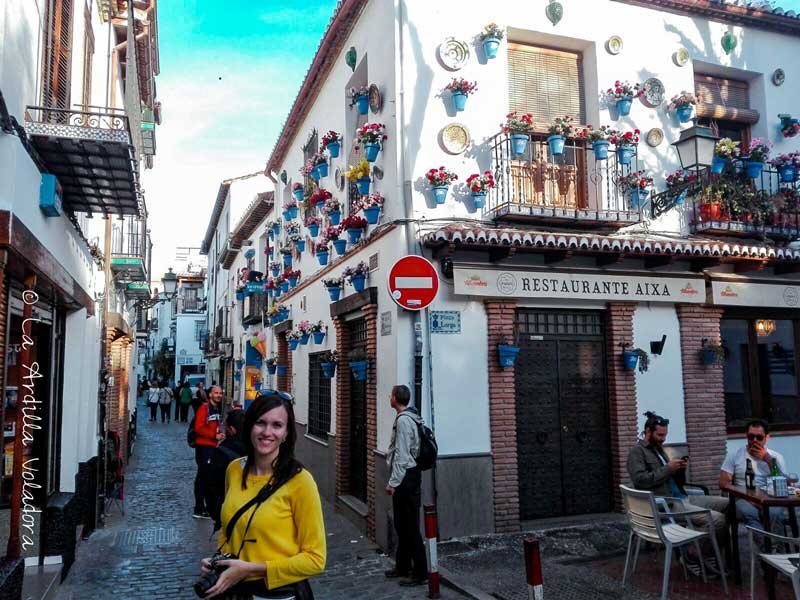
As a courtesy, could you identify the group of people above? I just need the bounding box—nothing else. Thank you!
[144,379,208,423]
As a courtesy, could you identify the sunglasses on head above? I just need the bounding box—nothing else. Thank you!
[747,433,765,442]
[257,388,295,403]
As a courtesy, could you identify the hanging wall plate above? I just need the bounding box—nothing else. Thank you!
[722,31,737,55]
[372,165,384,181]
[646,128,664,147]
[440,123,471,154]
[642,77,665,108]
[545,0,564,26]
[606,36,623,55]
[773,68,786,86]
[438,37,470,71]
[334,168,345,191]
[368,84,382,113]
[345,46,357,71]
[673,47,690,67]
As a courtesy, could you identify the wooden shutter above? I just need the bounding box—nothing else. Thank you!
[42,0,73,110]
[694,73,759,125]
[81,3,94,110]
[508,43,585,130]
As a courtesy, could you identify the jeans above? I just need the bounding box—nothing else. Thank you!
[194,446,215,513]
[736,498,788,534]
[148,403,158,421]
[159,403,170,422]
[392,468,428,579]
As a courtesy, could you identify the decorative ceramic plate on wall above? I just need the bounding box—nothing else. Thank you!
[773,68,786,86]
[334,168,345,191]
[606,36,623,55]
[368,84,382,113]
[642,77,665,107]
[673,47,690,67]
[440,123,470,154]
[438,37,470,71]
[646,128,664,147]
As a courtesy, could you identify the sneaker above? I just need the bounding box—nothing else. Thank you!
[192,510,205,519]
[384,569,408,579]
[199,511,212,520]
[398,576,428,587]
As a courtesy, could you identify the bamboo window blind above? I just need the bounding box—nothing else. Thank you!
[508,43,586,130]
[694,73,759,125]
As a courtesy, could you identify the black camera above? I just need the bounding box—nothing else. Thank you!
[194,552,234,598]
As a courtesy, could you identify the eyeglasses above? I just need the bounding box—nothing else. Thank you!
[747,433,765,442]
[257,388,295,403]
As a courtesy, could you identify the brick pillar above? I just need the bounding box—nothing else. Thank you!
[333,316,351,498]
[277,333,290,392]
[676,305,727,491]
[362,304,379,541]
[0,270,7,436]
[606,303,639,509]
[485,300,520,533]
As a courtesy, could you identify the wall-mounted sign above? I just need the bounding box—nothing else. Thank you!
[430,311,461,334]
[380,312,392,336]
[711,280,800,308]
[453,268,706,304]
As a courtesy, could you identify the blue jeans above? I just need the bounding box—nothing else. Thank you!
[735,498,788,534]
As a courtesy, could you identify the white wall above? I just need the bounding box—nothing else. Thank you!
[174,313,206,382]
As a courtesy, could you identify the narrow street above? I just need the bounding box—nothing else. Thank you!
[52,398,465,599]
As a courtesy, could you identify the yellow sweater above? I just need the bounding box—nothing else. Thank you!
[219,458,326,590]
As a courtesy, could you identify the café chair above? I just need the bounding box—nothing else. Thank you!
[746,525,799,599]
[621,485,729,600]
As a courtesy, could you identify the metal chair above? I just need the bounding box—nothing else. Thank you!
[746,526,800,599]
[621,485,728,600]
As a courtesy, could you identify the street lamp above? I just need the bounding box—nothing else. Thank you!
[672,123,719,171]
[161,268,178,297]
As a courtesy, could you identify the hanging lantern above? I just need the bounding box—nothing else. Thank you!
[721,31,737,55]
[755,319,777,337]
[345,46,357,71]
[546,0,563,26]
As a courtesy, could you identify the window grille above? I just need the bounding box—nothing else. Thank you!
[308,352,332,439]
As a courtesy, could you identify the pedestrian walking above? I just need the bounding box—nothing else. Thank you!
[179,381,193,422]
[192,385,225,519]
[174,380,182,421]
[158,381,173,423]
[193,381,208,420]
[384,384,428,587]
[198,391,326,599]
[206,409,245,530]
[146,381,159,422]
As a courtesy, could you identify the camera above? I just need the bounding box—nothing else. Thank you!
[194,552,234,598]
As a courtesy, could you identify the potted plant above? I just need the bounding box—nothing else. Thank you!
[579,125,613,160]
[770,152,797,183]
[780,115,800,139]
[354,123,387,162]
[276,274,288,294]
[279,244,293,268]
[300,157,316,179]
[342,214,368,244]
[309,187,333,210]
[349,84,370,115]
[265,355,278,375]
[426,166,458,205]
[479,22,504,59]
[608,128,640,166]
[546,115,575,156]
[286,269,301,288]
[323,197,342,226]
[297,320,312,345]
[269,219,281,237]
[323,276,344,302]
[321,130,343,158]
[465,171,495,208]
[320,350,338,378]
[605,80,643,116]
[305,215,322,237]
[497,336,520,368]
[345,158,372,195]
[502,111,534,155]
[622,346,649,372]
[315,241,331,266]
[665,169,698,205]
[310,321,326,344]
[283,199,299,220]
[311,152,329,179]
[667,91,697,123]
[619,171,653,209]
[287,329,303,351]
[291,182,304,203]
[348,348,369,381]
[269,260,282,277]
[359,193,385,224]
[701,342,726,366]
[345,261,370,293]
[288,233,305,253]
[444,78,478,113]
[325,226,347,255]
[743,138,772,179]
[698,184,725,222]
[712,138,740,174]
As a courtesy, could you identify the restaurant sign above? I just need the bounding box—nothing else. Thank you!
[711,280,800,308]
[453,268,706,304]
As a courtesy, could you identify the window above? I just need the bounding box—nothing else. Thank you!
[307,353,332,439]
[694,74,758,146]
[41,0,74,110]
[183,287,198,311]
[81,3,94,110]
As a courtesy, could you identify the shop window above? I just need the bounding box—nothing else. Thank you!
[307,352,331,439]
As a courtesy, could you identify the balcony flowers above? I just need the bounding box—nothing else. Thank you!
[297,320,312,345]
[345,158,372,194]
[305,215,322,237]
[344,261,370,293]
[665,169,698,205]
[608,128,640,165]
[712,138,741,174]
[291,182,304,203]
[698,185,726,222]
[743,138,772,179]
[310,320,326,344]
[605,81,643,116]
[619,170,653,209]
[358,193,385,224]
[780,116,800,139]
[309,187,333,210]
[268,219,281,237]
[355,123,387,162]
[502,111,534,155]
[342,214,368,244]
[323,198,342,226]
[547,115,575,156]
[300,157,316,178]
[349,84,370,115]
[579,125,614,159]
[444,78,478,113]
[269,260,282,277]
[283,199,299,220]
[466,171,495,208]
[479,22,504,59]
[667,91,697,123]
[770,152,800,183]
[287,329,303,351]
[323,276,345,302]
[324,225,347,255]
[315,241,331,266]
[426,166,458,205]
[321,130,343,158]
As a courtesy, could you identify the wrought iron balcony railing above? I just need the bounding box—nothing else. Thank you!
[242,294,267,325]
[110,216,148,281]
[488,133,645,227]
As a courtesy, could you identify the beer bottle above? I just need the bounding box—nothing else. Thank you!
[770,457,781,477]
[745,458,756,490]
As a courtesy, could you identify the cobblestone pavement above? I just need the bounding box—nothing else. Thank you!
[52,399,464,600]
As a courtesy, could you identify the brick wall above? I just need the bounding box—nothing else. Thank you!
[332,316,351,498]
[485,300,520,533]
[676,305,727,490]
[0,270,6,442]
[606,302,639,509]
[362,304,378,541]
[277,333,290,392]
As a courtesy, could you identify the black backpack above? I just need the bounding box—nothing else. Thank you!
[187,418,197,448]
[401,414,438,471]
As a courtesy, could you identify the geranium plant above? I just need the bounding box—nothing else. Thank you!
[605,80,644,101]
[283,199,298,210]
[309,188,332,205]
[321,130,342,148]
[297,320,311,334]
[426,166,458,187]
[579,125,613,142]
[359,193,385,209]
[315,241,330,254]
[287,232,303,243]
[305,215,322,227]
[322,276,344,289]
[344,261,370,281]
[466,171,496,193]
[278,244,293,255]
[665,169,698,188]
[444,78,478,96]
[479,22,504,40]
[299,157,316,176]
[744,138,772,162]
[310,151,327,167]
[342,215,368,231]
[267,219,282,230]
[501,111,534,134]
[285,221,300,235]
[323,198,341,215]
[608,128,640,147]
[349,84,370,107]
[292,182,304,193]
[355,123,387,146]
[287,329,303,341]
[770,153,798,168]
[268,260,282,272]
[344,158,371,181]
[714,138,740,159]
[619,171,653,191]
[323,226,341,242]
[548,115,575,138]
[666,91,697,111]
[309,320,325,333]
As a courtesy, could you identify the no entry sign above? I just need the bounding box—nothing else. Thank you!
[388,256,439,311]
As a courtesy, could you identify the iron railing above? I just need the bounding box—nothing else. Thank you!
[488,133,645,224]
[242,294,267,325]
[111,216,145,257]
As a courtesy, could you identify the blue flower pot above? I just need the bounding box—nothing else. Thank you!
[351,274,366,292]
[616,96,633,116]
[593,140,610,160]
[510,133,529,155]
[675,190,687,206]
[350,360,368,381]
[280,280,289,293]
[289,339,299,351]
[746,161,764,179]
[295,239,305,253]
[310,166,321,181]
[315,199,326,210]
[272,224,280,236]
[547,134,566,156]
[702,348,719,365]
[333,238,347,255]
[355,94,369,115]
[271,267,280,277]
[630,188,650,209]
[236,291,244,301]
[327,141,340,158]
[277,365,288,376]
[321,362,336,379]
[316,162,329,178]
[356,177,371,195]
[327,286,342,302]
[317,250,329,266]
[432,185,449,205]
[364,143,380,162]
[273,287,281,298]
[623,351,639,370]
[452,92,468,112]
[780,164,796,183]
[347,228,362,244]
[497,344,520,368]
[313,331,326,344]
[711,155,728,175]
[280,308,289,321]
[308,223,320,237]
[617,146,636,166]
[364,206,381,224]
[288,276,298,287]
[483,36,500,59]
[282,253,292,268]
[328,210,341,226]
[268,230,274,240]
[300,333,310,346]
[472,192,487,208]
[293,189,304,202]
[267,364,277,375]
[285,206,298,220]
[675,104,693,123]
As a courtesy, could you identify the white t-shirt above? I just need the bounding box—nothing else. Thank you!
[721,446,788,488]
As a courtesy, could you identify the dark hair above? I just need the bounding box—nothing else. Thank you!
[392,385,411,406]
[226,408,245,433]
[240,393,302,490]
[745,418,770,435]
[643,411,669,433]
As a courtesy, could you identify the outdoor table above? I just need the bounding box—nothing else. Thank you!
[721,483,800,599]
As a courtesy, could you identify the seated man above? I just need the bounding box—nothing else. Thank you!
[719,418,788,533]
[627,411,728,538]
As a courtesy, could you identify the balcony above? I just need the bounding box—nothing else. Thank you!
[488,134,644,229]
[110,216,148,280]
[23,106,142,216]
[242,293,267,325]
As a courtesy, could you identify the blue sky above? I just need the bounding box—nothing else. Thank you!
[143,1,338,278]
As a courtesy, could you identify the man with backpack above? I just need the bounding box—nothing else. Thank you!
[191,384,225,519]
[384,384,431,587]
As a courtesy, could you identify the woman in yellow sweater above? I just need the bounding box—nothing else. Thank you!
[200,391,326,599]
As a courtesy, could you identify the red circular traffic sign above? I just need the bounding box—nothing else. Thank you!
[388,256,440,311]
